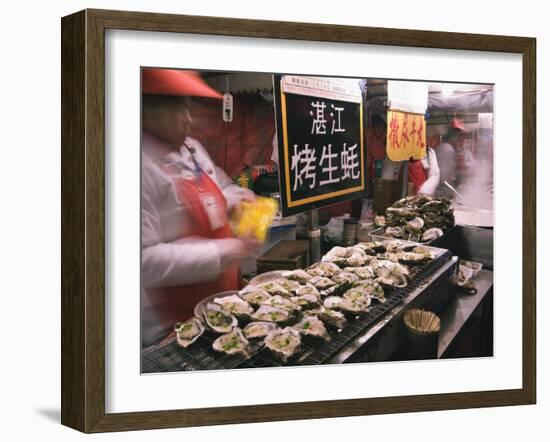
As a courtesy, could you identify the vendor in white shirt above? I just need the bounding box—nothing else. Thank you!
[141,69,259,346]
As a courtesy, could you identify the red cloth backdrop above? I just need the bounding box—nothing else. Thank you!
[189,94,276,178]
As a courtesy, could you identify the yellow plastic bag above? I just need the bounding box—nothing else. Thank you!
[233,197,278,242]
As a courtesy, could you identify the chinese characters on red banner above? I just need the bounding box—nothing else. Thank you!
[291,100,360,192]
[386,110,427,161]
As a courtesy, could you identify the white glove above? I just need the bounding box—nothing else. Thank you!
[418,148,440,195]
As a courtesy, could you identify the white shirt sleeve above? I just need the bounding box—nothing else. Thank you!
[418,147,441,196]
[142,238,222,288]
[141,157,222,288]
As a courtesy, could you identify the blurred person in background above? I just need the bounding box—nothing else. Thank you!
[140,69,260,346]
[434,118,467,198]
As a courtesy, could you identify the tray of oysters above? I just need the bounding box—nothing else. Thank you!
[176,239,442,364]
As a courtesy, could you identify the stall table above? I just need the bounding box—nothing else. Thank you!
[438,269,494,358]
[328,257,458,364]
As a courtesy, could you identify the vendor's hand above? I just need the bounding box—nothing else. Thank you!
[239,190,256,203]
[216,237,263,269]
[229,190,257,219]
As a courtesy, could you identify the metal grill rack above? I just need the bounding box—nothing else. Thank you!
[142,250,452,373]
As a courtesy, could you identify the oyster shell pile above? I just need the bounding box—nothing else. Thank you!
[381,196,454,242]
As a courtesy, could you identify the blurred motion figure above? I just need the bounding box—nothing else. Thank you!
[434,118,467,198]
[140,69,259,346]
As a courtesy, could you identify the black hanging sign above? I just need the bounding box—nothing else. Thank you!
[274,75,366,217]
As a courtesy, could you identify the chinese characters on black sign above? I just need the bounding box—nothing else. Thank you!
[274,75,365,217]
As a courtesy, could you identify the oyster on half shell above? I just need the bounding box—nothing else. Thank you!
[345,251,368,267]
[294,315,330,341]
[309,275,337,290]
[282,269,312,284]
[295,283,320,298]
[291,293,321,310]
[343,287,372,306]
[203,303,238,333]
[264,327,302,362]
[306,261,340,277]
[274,277,302,293]
[331,297,371,315]
[213,294,254,320]
[252,305,290,324]
[344,266,375,279]
[212,327,251,359]
[320,281,352,298]
[399,252,431,265]
[331,271,360,285]
[376,273,408,289]
[258,281,292,297]
[239,288,273,307]
[243,321,278,340]
[261,294,302,313]
[317,307,347,329]
[174,317,205,349]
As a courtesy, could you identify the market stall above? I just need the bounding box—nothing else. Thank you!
[140,71,494,373]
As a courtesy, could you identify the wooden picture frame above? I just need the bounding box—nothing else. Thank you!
[61,8,536,433]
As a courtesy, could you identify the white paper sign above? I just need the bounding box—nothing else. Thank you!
[388,80,428,114]
[282,75,362,103]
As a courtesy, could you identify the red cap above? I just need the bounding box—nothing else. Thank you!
[450,118,467,132]
[142,68,223,99]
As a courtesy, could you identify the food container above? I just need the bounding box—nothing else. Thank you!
[403,309,441,360]
[343,218,358,246]
[356,221,375,242]
[459,259,483,277]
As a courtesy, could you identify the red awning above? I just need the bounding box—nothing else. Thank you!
[142,68,223,99]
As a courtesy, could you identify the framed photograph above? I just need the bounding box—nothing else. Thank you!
[61,9,536,433]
